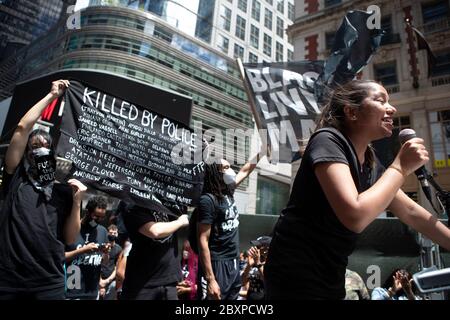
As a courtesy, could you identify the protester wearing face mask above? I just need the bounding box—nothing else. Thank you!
[99,224,122,300]
[197,156,261,300]
[0,80,87,300]
[65,196,109,300]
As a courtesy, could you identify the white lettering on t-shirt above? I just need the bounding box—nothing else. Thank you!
[221,196,239,232]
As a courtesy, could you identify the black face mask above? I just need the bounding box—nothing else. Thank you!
[108,235,118,242]
[29,148,56,185]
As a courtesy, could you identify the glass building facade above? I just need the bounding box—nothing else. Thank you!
[0,0,67,60]
[0,4,252,171]
[86,0,216,44]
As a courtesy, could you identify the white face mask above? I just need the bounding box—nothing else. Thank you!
[183,250,189,260]
[223,168,237,185]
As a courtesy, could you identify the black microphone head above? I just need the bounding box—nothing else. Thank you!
[399,128,416,145]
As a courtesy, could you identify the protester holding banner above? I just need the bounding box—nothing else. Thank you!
[197,157,260,300]
[265,80,450,300]
[0,80,87,300]
[120,204,189,300]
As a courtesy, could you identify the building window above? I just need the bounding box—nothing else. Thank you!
[287,49,293,61]
[238,0,248,12]
[422,1,449,25]
[256,176,290,215]
[276,17,284,38]
[374,61,398,87]
[373,116,411,168]
[276,42,283,61]
[249,52,258,63]
[263,33,272,56]
[277,0,284,13]
[234,43,245,59]
[431,50,450,77]
[429,110,450,168]
[325,32,335,50]
[266,0,273,5]
[380,15,401,45]
[325,0,341,7]
[251,0,261,21]
[220,5,231,31]
[264,8,273,30]
[250,25,259,49]
[235,15,246,40]
[217,35,229,54]
[288,2,295,21]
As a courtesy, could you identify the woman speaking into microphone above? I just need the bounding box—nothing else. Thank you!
[265,80,450,300]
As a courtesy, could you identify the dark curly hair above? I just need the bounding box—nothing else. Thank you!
[86,196,108,214]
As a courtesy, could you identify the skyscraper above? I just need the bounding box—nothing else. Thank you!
[0,0,73,60]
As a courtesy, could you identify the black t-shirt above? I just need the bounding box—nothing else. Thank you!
[265,128,384,300]
[0,164,73,292]
[100,243,122,279]
[121,205,182,297]
[198,194,239,260]
[65,223,109,299]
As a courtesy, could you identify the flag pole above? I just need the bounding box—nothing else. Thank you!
[235,58,264,130]
[404,17,420,89]
[236,58,273,162]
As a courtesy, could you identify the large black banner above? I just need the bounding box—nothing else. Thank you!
[242,61,324,163]
[57,80,204,214]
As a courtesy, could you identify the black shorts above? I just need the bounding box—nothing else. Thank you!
[121,283,178,300]
[198,258,241,300]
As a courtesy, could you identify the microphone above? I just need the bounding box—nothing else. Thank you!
[398,129,432,202]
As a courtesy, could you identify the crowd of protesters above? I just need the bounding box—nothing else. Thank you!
[0,79,448,301]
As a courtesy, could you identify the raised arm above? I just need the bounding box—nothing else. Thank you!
[64,179,86,245]
[5,80,69,174]
[235,154,261,187]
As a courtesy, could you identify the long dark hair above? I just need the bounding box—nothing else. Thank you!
[26,129,54,154]
[316,80,379,167]
[202,162,233,200]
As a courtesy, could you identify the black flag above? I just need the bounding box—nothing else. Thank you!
[411,26,437,78]
[316,10,384,102]
[240,61,324,163]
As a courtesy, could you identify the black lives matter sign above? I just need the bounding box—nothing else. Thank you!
[243,61,324,163]
[57,80,203,213]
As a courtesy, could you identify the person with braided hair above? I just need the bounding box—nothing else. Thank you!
[197,157,260,300]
